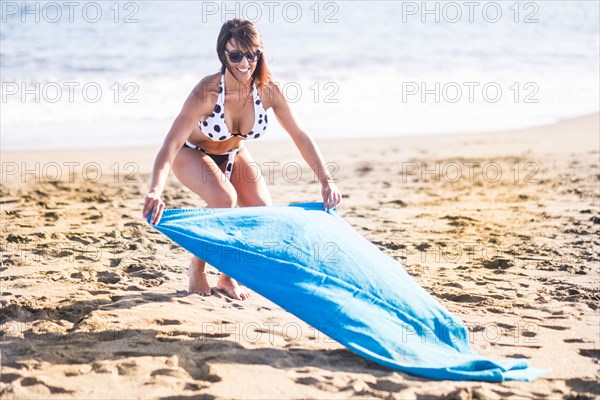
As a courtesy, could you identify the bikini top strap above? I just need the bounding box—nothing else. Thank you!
[253,81,262,106]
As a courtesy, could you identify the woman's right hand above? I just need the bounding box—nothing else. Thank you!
[143,191,165,225]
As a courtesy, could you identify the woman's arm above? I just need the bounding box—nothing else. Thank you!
[270,83,342,210]
[143,79,215,224]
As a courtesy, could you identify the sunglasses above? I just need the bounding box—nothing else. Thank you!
[224,49,261,63]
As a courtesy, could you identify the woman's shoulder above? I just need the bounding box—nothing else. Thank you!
[258,77,283,109]
[191,72,222,100]
[260,77,278,92]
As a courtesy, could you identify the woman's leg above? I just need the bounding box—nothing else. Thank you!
[212,148,273,298]
[229,147,273,207]
[172,146,237,297]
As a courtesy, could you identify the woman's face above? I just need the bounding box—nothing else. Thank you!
[224,38,260,82]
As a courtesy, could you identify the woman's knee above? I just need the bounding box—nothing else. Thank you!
[206,188,237,208]
[258,195,273,207]
[238,192,272,207]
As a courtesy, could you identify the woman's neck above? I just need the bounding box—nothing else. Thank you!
[224,70,252,92]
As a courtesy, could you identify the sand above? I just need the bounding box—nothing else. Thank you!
[1,114,598,399]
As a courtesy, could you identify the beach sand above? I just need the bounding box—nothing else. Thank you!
[1,114,598,399]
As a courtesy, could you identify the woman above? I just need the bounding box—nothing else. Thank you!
[142,19,342,300]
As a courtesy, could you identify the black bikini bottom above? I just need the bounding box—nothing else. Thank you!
[182,141,243,180]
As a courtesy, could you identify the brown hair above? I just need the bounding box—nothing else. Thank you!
[216,18,271,91]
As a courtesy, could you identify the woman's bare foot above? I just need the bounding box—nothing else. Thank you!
[216,274,250,300]
[188,261,212,296]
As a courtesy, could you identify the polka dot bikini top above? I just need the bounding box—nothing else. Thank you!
[198,73,268,141]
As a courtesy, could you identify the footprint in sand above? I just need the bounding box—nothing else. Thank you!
[18,376,75,394]
[540,325,570,331]
[126,265,168,281]
[565,378,600,397]
[5,234,30,244]
[446,293,488,303]
[96,271,122,284]
[579,349,600,360]
[295,377,320,385]
[441,215,477,227]
[367,379,408,393]
[0,373,20,384]
[482,258,514,270]
[372,241,406,251]
[355,164,373,176]
[153,318,182,326]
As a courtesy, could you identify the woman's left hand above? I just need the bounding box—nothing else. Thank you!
[321,181,342,211]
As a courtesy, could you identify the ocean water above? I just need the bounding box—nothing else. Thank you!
[1,1,598,150]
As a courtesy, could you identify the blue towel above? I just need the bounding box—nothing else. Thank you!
[146,202,548,381]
